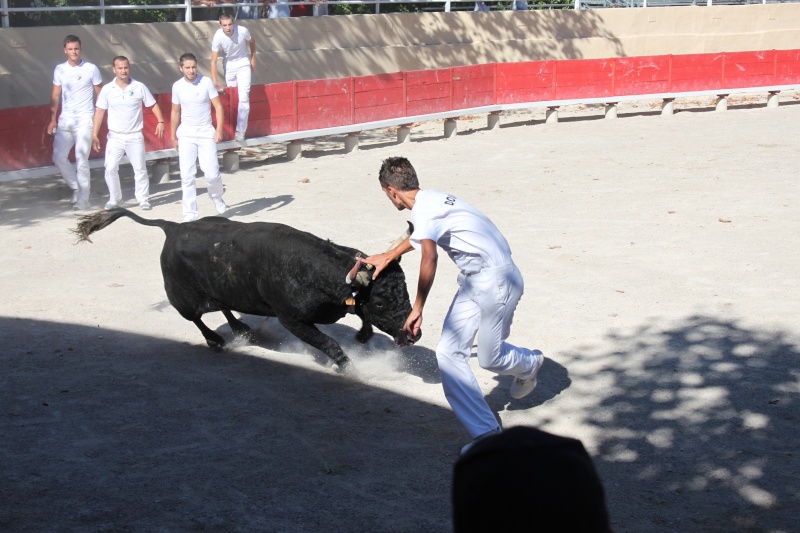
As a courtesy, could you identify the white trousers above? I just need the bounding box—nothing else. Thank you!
[437,263,540,438]
[224,60,251,133]
[177,124,224,218]
[104,131,149,205]
[53,115,93,202]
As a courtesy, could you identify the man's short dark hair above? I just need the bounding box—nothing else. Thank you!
[219,11,234,21]
[453,426,611,533]
[379,156,419,191]
[112,56,129,66]
[179,52,197,66]
[63,35,81,47]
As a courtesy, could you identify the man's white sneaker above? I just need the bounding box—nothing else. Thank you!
[73,200,90,211]
[69,190,78,204]
[234,131,245,142]
[139,201,152,211]
[460,427,501,456]
[104,201,120,209]
[213,198,227,215]
[509,350,544,400]
[183,214,198,223]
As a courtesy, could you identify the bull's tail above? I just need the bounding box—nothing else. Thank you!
[72,207,177,244]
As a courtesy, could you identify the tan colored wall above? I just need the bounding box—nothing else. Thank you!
[2,4,800,109]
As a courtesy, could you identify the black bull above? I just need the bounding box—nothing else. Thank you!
[74,208,419,371]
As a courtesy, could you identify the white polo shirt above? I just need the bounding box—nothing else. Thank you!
[53,60,103,119]
[171,74,218,129]
[96,78,157,134]
[211,25,252,68]
[410,190,513,275]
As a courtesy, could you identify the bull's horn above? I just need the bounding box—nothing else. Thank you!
[385,221,414,253]
[354,270,372,287]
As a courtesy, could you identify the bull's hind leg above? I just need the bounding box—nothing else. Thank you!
[193,318,226,349]
[222,310,252,338]
[277,317,351,372]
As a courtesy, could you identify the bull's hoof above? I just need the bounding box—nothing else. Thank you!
[335,358,353,374]
[205,336,226,351]
[355,330,374,344]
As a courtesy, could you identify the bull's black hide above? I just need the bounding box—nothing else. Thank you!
[74,208,416,371]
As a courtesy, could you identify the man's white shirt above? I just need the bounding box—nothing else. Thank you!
[410,190,513,274]
[53,60,103,118]
[211,25,252,68]
[96,78,156,134]
[171,74,218,129]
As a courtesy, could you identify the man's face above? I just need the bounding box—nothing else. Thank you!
[112,60,130,82]
[383,187,406,211]
[180,59,198,82]
[64,42,82,65]
[220,18,234,37]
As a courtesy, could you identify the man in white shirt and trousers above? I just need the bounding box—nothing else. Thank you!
[210,12,256,142]
[364,157,545,455]
[47,35,103,210]
[170,52,227,223]
[92,56,166,211]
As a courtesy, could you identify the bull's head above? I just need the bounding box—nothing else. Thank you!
[350,223,420,346]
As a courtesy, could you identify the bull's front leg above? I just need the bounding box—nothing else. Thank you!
[277,316,352,372]
[354,310,373,344]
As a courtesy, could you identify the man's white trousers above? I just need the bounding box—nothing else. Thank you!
[104,131,149,205]
[436,264,540,438]
[53,115,93,202]
[177,124,224,218]
[224,60,251,133]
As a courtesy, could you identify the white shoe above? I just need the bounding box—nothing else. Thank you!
[73,200,90,211]
[234,131,245,142]
[213,198,227,215]
[139,201,152,211]
[460,427,501,456]
[69,190,78,204]
[183,214,198,223]
[509,350,544,400]
[104,201,121,209]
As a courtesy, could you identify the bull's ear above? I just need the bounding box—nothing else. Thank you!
[354,270,372,287]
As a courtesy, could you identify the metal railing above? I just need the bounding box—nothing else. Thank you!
[1,0,787,29]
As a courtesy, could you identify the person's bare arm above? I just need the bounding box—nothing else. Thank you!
[404,239,438,338]
[91,107,106,152]
[210,50,222,90]
[149,102,166,139]
[363,236,414,280]
[249,36,257,72]
[170,103,181,149]
[210,96,224,142]
[47,85,61,136]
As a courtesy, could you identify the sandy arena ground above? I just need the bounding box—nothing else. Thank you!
[1,94,799,532]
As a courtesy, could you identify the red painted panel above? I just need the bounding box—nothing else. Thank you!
[353,74,405,122]
[614,55,670,96]
[724,50,776,89]
[246,82,296,136]
[775,49,800,84]
[296,78,352,130]
[0,128,53,171]
[406,69,452,115]
[555,59,614,100]
[452,64,495,109]
[496,61,554,103]
[670,53,724,92]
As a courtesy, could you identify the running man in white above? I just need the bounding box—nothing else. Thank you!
[92,56,166,211]
[47,35,103,210]
[170,52,227,223]
[210,12,256,142]
[364,157,545,454]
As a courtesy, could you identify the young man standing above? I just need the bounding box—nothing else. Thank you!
[47,35,103,210]
[92,56,165,210]
[170,52,227,222]
[364,157,545,454]
[210,12,256,142]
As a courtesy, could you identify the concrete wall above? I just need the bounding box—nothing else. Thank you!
[2,4,800,109]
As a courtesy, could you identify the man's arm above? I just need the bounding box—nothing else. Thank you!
[170,103,181,149]
[91,107,106,152]
[249,35,257,72]
[363,236,414,279]
[47,85,61,136]
[404,239,438,338]
[94,84,102,97]
[149,102,166,139]
[210,50,222,90]
[210,96,224,142]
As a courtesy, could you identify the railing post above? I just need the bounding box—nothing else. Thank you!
[100,0,105,25]
[1,0,10,29]
[185,0,193,22]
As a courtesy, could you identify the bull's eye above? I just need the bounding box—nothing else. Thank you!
[373,301,385,309]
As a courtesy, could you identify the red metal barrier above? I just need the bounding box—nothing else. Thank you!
[5,49,800,174]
